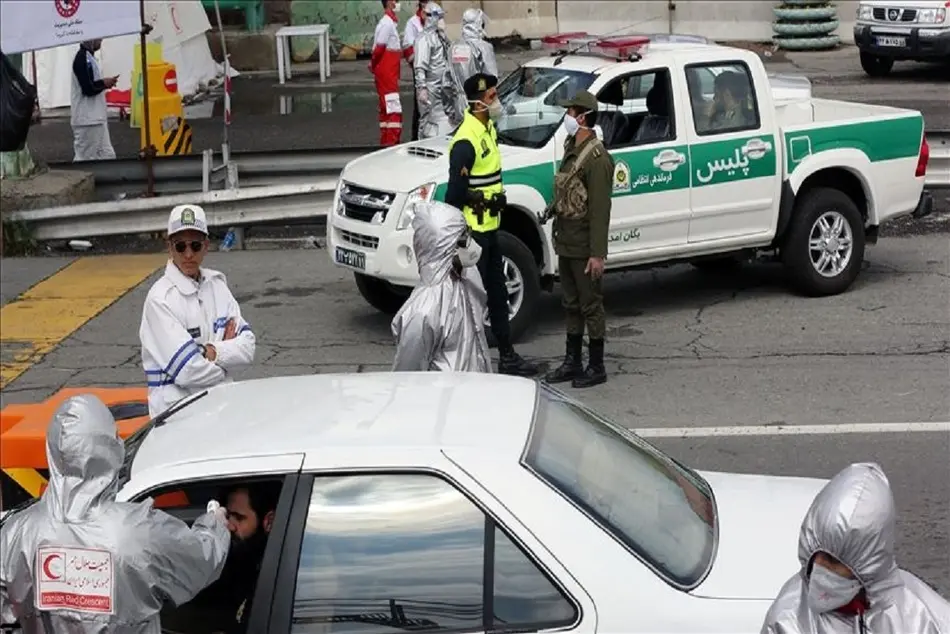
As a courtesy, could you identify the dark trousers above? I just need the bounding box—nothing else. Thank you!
[559,256,605,339]
[411,91,420,141]
[473,229,511,350]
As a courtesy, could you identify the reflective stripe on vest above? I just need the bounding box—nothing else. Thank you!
[449,110,503,232]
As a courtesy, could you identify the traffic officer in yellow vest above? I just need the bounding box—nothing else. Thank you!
[542,90,614,388]
[444,72,539,376]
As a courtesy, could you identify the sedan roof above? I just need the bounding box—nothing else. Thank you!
[130,372,540,476]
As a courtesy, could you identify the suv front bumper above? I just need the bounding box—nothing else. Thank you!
[854,24,950,60]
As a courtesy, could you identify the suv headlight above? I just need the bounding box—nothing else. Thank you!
[396,182,436,230]
[856,4,873,19]
[333,179,345,216]
[917,7,947,23]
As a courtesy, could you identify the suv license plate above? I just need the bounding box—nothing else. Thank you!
[876,36,905,47]
[335,246,366,270]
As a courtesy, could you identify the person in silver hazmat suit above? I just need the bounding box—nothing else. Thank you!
[392,200,492,372]
[0,394,231,633]
[448,8,498,125]
[413,2,456,138]
[761,462,949,634]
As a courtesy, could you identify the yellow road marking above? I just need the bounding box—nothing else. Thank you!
[0,255,166,389]
[2,468,47,498]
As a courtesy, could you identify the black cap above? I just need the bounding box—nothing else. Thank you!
[463,72,498,100]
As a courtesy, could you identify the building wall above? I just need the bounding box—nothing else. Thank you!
[285,1,858,63]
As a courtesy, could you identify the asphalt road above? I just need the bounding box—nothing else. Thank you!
[22,47,950,164]
[1,235,947,593]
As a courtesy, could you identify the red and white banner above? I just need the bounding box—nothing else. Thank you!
[1,0,141,55]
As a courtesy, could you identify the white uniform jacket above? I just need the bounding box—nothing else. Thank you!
[140,261,255,417]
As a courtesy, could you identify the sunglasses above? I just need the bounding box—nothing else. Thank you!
[173,240,204,254]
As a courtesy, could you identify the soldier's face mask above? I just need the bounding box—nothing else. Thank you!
[563,110,591,137]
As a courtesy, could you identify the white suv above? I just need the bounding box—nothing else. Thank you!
[854,1,950,76]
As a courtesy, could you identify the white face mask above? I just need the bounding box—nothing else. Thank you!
[807,564,862,612]
[438,17,446,30]
[563,110,590,137]
[456,236,482,268]
[470,99,503,120]
[393,2,401,12]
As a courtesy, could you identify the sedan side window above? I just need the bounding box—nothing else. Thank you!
[290,473,578,634]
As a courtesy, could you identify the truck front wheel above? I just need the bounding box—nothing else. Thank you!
[860,52,894,77]
[782,187,866,297]
[354,273,411,315]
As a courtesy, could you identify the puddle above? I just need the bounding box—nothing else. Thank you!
[187,89,415,119]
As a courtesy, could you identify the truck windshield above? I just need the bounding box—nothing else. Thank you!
[494,66,596,149]
[521,384,717,589]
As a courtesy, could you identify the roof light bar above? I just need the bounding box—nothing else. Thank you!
[588,36,652,59]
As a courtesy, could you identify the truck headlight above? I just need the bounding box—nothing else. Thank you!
[333,179,345,216]
[396,182,436,230]
[856,4,873,20]
[916,8,947,23]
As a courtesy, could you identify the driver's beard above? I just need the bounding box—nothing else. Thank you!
[230,527,268,566]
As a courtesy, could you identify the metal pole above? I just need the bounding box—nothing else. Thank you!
[139,0,156,196]
[213,0,231,165]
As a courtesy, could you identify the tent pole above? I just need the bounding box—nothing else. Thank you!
[213,0,231,180]
[139,0,155,197]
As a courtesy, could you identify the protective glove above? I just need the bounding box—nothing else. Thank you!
[417,88,429,105]
[206,499,228,524]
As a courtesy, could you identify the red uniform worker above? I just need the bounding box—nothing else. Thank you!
[371,0,404,146]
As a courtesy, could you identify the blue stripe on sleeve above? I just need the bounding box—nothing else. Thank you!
[168,346,201,382]
[164,340,198,375]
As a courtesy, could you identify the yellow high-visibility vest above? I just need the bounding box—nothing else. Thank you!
[449,109,503,232]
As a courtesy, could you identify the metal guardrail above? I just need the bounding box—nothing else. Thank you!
[10,182,336,241]
[13,131,949,242]
[46,147,379,200]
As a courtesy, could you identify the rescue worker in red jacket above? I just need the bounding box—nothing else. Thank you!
[371,0,404,146]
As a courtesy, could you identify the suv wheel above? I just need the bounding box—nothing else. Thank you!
[782,187,866,296]
[354,273,411,315]
[486,230,541,347]
[860,52,894,77]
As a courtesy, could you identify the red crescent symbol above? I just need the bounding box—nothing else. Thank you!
[42,554,62,580]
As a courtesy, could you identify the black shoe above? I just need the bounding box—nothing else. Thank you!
[544,334,584,383]
[498,349,540,377]
[572,338,607,388]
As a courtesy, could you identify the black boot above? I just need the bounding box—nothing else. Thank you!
[498,346,541,377]
[572,338,607,388]
[544,334,584,383]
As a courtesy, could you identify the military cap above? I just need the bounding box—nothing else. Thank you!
[463,72,498,100]
[558,90,599,112]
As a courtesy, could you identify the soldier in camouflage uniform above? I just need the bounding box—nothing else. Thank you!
[542,91,615,388]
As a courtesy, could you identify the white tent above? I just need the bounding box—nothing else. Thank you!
[21,0,239,111]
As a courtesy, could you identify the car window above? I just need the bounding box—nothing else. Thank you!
[494,65,596,149]
[522,385,717,589]
[595,68,676,150]
[687,61,761,136]
[290,473,578,633]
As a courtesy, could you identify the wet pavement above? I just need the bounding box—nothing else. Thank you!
[21,46,949,164]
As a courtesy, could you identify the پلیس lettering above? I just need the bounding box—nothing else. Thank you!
[695,147,751,184]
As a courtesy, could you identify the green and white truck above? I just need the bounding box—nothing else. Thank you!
[327,36,934,343]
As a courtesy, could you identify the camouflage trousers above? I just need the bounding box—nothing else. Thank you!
[558,256,605,339]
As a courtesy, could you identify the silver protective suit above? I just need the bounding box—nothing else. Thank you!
[0,395,231,633]
[448,8,498,124]
[761,462,950,634]
[392,201,492,372]
[413,3,456,138]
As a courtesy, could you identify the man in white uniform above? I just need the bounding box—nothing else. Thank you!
[70,39,117,161]
[140,204,256,417]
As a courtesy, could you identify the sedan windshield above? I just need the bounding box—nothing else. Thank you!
[522,385,717,589]
[493,65,596,149]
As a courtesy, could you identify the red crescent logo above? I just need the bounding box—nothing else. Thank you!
[54,0,80,19]
[42,553,62,580]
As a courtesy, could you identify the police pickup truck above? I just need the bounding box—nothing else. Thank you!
[327,34,934,344]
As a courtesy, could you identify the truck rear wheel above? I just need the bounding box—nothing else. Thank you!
[354,273,411,315]
[487,230,541,347]
[860,52,894,77]
[782,187,866,297]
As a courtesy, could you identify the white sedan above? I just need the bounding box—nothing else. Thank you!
[110,372,825,633]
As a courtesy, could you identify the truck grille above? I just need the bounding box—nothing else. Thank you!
[340,183,394,223]
[872,7,917,21]
[339,229,379,250]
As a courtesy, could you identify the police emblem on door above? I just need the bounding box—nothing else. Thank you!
[613,161,631,194]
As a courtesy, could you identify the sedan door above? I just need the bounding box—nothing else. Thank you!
[266,449,597,633]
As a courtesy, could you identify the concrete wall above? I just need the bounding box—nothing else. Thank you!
[283,0,858,65]
[556,0,858,44]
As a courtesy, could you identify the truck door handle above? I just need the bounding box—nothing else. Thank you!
[653,150,686,170]
[741,138,773,158]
